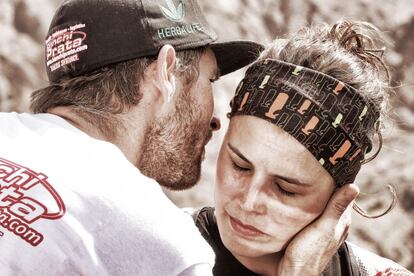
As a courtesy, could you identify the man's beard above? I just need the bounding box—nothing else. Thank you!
[137,90,211,191]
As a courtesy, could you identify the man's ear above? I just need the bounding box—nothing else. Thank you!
[152,44,177,103]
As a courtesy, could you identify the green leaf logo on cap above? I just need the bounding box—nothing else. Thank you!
[159,0,185,22]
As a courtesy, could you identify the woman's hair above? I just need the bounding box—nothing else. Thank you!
[259,20,391,140]
[257,20,395,217]
[30,47,206,139]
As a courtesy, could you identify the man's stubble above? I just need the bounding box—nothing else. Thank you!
[138,86,211,190]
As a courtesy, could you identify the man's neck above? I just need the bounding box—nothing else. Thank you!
[47,106,146,166]
[48,107,106,140]
[233,251,282,276]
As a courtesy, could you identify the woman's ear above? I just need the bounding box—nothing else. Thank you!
[153,44,177,103]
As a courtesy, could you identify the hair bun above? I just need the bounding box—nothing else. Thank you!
[329,20,390,81]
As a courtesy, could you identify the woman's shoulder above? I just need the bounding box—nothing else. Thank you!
[345,241,413,275]
[192,207,218,242]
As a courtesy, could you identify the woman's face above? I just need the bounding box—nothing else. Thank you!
[214,116,335,258]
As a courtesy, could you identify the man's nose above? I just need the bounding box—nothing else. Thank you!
[210,116,221,132]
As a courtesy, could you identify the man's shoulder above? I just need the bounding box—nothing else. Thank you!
[0,112,214,274]
[0,112,87,143]
[346,241,413,276]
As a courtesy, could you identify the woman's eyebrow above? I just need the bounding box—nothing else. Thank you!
[227,143,251,164]
[273,174,311,187]
[228,142,310,187]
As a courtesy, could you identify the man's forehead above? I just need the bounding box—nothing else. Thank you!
[205,48,220,79]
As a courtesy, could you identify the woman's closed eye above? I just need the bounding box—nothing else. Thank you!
[231,160,251,173]
[274,180,297,197]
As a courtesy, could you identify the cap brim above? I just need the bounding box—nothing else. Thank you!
[210,41,264,76]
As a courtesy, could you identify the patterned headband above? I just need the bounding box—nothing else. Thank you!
[229,59,380,186]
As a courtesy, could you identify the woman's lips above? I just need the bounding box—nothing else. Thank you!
[228,214,267,237]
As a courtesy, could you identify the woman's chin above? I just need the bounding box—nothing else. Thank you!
[222,232,284,259]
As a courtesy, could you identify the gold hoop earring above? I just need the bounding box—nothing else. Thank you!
[352,184,397,219]
[361,130,382,165]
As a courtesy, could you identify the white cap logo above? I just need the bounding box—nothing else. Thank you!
[159,0,185,22]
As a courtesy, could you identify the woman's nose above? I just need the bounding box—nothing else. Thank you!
[210,116,221,132]
[239,183,266,214]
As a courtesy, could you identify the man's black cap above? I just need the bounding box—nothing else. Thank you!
[45,0,264,83]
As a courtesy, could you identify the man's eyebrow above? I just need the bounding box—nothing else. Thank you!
[213,67,221,81]
[227,143,251,164]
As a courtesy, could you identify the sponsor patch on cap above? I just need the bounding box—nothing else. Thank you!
[46,23,88,73]
[155,0,206,40]
[159,0,185,22]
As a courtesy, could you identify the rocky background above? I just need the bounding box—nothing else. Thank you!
[0,0,413,271]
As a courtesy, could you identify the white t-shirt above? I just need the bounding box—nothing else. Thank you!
[0,112,214,276]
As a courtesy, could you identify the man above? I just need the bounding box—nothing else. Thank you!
[0,0,358,275]
[0,0,262,274]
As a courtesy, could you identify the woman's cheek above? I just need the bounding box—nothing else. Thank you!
[215,165,236,208]
[217,156,242,192]
[266,200,319,236]
[221,169,250,202]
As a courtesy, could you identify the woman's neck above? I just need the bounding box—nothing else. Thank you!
[233,251,283,276]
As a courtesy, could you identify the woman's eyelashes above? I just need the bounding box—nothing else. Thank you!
[273,179,297,197]
[231,160,251,172]
[275,183,296,197]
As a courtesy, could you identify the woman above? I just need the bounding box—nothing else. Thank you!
[194,20,413,275]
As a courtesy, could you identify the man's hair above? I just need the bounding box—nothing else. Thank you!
[31,47,206,139]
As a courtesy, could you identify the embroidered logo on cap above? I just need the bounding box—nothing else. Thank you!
[156,0,205,40]
[159,0,185,22]
[46,23,88,73]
